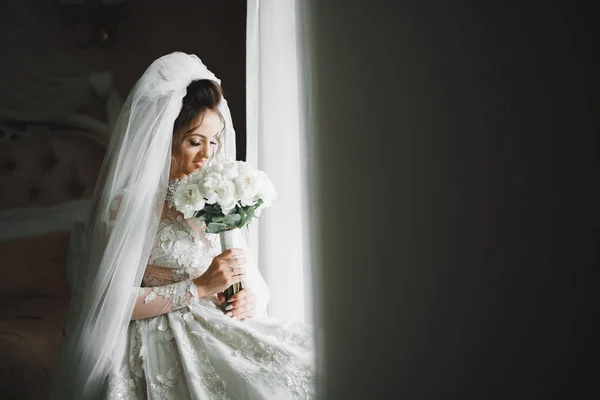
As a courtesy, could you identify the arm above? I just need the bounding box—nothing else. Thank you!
[106,196,200,320]
[132,252,246,320]
[131,279,199,320]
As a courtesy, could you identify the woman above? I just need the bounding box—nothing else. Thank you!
[51,52,315,400]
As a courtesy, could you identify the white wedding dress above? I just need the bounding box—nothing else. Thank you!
[104,179,315,400]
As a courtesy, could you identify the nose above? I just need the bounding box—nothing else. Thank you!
[198,143,212,160]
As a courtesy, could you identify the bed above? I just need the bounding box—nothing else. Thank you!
[0,123,106,399]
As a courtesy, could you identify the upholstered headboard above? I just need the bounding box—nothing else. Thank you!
[0,129,105,211]
[0,128,106,400]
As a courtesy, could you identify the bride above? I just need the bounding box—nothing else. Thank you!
[51,52,315,400]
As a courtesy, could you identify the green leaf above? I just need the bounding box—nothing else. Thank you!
[202,205,219,214]
[212,215,226,223]
[238,207,247,228]
[206,222,227,234]
[196,213,208,221]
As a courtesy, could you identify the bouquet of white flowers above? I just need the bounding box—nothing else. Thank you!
[173,159,277,232]
[172,159,276,305]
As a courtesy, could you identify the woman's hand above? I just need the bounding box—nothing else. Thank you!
[193,248,246,297]
[217,288,257,320]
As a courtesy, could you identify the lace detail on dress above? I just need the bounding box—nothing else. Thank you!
[150,214,197,268]
[142,265,194,286]
[177,316,230,399]
[139,280,199,310]
[226,325,315,399]
[149,363,181,400]
[106,325,146,399]
[181,307,316,399]
[106,366,139,399]
[147,207,220,276]
[166,177,185,209]
[130,323,146,380]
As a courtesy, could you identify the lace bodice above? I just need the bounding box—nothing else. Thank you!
[122,178,222,320]
[145,207,221,285]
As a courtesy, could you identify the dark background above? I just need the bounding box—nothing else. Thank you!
[22,0,248,159]
[305,0,599,398]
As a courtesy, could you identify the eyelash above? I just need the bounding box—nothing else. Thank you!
[190,141,218,147]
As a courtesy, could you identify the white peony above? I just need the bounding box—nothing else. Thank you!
[221,161,239,181]
[186,170,204,185]
[210,161,225,175]
[236,160,254,175]
[174,183,205,219]
[234,173,259,206]
[215,180,237,214]
[199,172,222,204]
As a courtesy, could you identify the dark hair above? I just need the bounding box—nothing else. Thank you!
[171,79,225,174]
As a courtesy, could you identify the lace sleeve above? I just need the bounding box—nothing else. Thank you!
[105,196,199,321]
[142,265,201,286]
[131,280,199,320]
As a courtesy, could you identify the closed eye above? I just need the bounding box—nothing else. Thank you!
[189,139,218,147]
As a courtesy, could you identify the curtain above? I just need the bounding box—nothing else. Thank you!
[246,0,313,324]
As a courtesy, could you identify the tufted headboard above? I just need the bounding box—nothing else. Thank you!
[0,130,105,211]
[0,128,106,400]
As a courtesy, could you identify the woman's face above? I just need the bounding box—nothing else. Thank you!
[171,109,221,178]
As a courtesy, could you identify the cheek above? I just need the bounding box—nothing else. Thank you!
[171,151,182,167]
[181,146,199,162]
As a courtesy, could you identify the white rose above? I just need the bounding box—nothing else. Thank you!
[200,172,222,204]
[221,161,239,181]
[236,160,255,175]
[215,180,238,214]
[210,161,225,175]
[187,170,204,185]
[234,173,260,206]
[174,183,205,219]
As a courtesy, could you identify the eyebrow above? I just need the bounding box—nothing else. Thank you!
[189,132,220,139]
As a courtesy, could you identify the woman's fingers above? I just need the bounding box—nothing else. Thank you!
[219,248,246,260]
[226,256,246,267]
[230,266,245,276]
[233,307,256,320]
[226,301,256,320]
[224,289,256,320]
[227,288,251,303]
[195,249,248,297]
